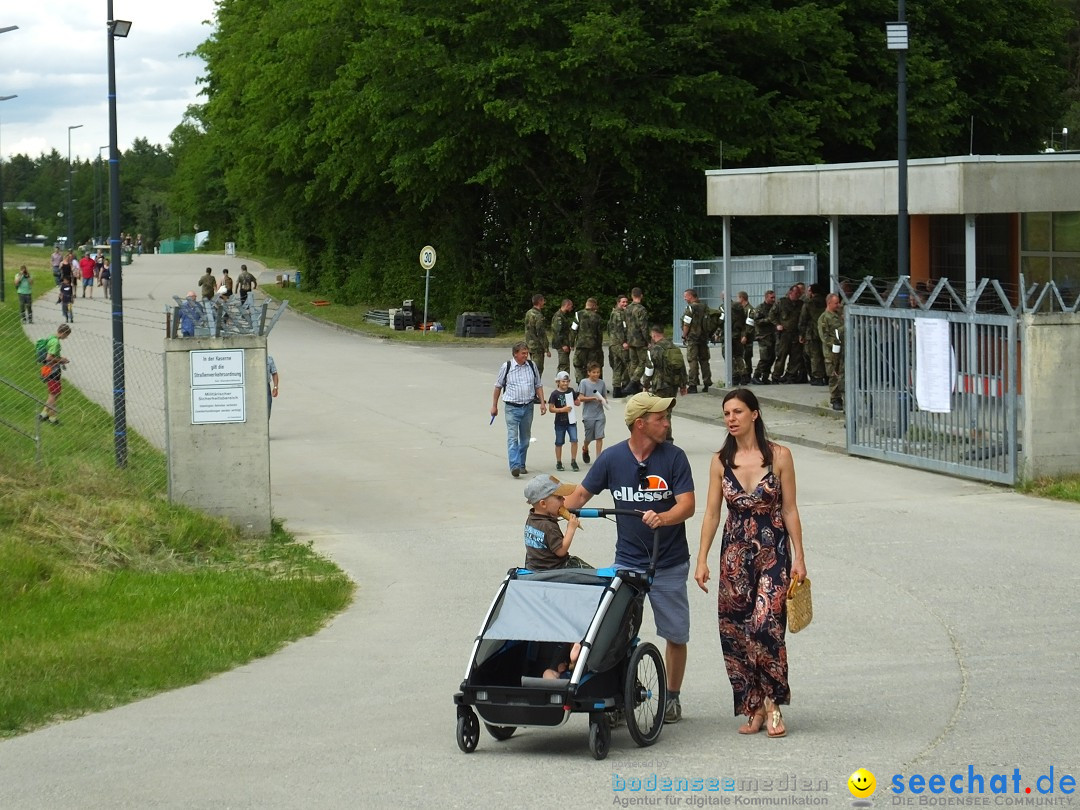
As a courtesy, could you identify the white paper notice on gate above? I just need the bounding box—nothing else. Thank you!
[915,319,952,413]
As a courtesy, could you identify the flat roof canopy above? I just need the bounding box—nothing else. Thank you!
[705,154,1080,217]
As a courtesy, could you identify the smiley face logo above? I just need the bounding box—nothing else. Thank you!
[848,769,876,798]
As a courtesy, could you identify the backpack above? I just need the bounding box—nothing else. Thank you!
[502,359,542,404]
[704,308,724,342]
[35,337,50,365]
[657,343,687,389]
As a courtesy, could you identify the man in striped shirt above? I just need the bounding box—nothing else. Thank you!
[491,342,548,477]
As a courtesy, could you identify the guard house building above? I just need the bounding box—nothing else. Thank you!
[705,154,1080,298]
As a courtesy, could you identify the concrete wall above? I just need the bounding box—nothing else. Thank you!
[1021,313,1080,479]
[164,335,272,534]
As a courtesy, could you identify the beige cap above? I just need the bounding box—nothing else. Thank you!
[624,392,676,426]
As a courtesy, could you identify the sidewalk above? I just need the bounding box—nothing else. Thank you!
[675,380,848,454]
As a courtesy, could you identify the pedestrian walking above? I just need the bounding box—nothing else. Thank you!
[38,324,72,426]
[491,342,547,477]
[15,266,34,324]
[524,294,550,379]
[695,388,807,737]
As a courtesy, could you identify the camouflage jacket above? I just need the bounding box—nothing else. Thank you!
[818,309,845,350]
[524,307,548,351]
[551,309,573,349]
[799,294,827,342]
[728,301,747,341]
[681,300,709,343]
[625,301,650,347]
[607,307,627,345]
[769,296,802,332]
[572,308,603,349]
[753,300,776,339]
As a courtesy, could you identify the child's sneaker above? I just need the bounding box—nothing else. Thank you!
[571,460,580,472]
[556,462,565,471]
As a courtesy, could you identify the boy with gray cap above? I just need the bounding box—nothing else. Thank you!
[523,473,581,571]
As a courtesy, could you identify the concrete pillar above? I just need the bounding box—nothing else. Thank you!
[164,334,272,534]
[1020,313,1080,479]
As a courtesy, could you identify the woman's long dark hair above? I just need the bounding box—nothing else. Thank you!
[719,388,773,469]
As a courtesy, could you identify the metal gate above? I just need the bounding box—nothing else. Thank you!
[672,255,817,344]
[845,278,1021,484]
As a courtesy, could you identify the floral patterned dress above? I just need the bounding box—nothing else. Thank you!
[716,461,792,716]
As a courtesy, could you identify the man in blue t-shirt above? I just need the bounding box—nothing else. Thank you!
[563,392,695,724]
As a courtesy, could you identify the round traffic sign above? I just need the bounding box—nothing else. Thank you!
[419,245,437,270]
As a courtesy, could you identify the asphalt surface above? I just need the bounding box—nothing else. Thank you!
[2,254,1078,809]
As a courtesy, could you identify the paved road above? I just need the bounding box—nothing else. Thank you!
[3,255,1078,808]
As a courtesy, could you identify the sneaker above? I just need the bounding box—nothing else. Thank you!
[582,448,590,464]
[36,413,48,423]
[520,468,528,475]
[570,460,579,472]
[511,467,521,478]
[48,419,62,427]
[556,462,565,471]
[664,695,682,724]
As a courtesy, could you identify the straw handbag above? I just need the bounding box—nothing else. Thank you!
[786,577,813,633]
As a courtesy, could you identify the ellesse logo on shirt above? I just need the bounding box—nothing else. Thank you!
[612,475,673,503]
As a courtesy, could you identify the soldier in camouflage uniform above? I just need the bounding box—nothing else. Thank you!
[737,291,755,383]
[818,293,845,410]
[680,289,711,393]
[644,324,687,441]
[607,294,630,397]
[572,298,605,383]
[624,287,650,394]
[799,284,827,386]
[769,285,804,383]
[524,293,550,379]
[550,298,575,375]
[752,290,777,384]
[724,294,751,385]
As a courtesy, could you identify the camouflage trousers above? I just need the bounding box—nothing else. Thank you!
[754,336,775,381]
[772,331,804,381]
[526,342,547,379]
[573,346,604,383]
[628,345,649,387]
[804,337,825,381]
[556,348,572,375]
[824,352,845,403]
[608,344,629,390]
[741,338,754,379]
[686,340,712,388]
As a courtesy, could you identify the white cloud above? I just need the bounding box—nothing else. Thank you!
[1,0,217,159]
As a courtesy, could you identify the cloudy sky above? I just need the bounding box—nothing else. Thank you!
[1,0,218,160]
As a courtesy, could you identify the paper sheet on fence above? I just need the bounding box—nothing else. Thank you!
[915,319,952,413]
[485,580,604,642]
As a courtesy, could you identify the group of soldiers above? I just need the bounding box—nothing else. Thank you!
[698,282,846,411]
[524,288,688,400]
[522,281,846,411]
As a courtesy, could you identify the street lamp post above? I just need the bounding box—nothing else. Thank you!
[0,93,17,304]
[108,5,132,468]
[67,124,83,250]
[886,7,910,278]
[1,23,18,303]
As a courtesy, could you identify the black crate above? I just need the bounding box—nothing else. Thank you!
[455,312,493,338]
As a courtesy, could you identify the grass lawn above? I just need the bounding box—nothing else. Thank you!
[0,246,354,737]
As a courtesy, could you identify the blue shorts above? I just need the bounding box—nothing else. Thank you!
[554,423,578,446]
[631,559,690,644]
[82,277,94,287]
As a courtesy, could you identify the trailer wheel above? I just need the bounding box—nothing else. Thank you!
[588,716,611,760]
[625,641,666,747]
[456,708,480,753]
[485,723,516,741]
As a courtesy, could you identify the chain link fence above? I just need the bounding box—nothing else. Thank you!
[2,299,168,493]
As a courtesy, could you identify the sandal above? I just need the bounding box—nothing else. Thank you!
[738,711,765,735]
[765,700,787,738]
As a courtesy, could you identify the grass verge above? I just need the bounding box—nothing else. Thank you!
[0,264,354,738]
[1017,476,1080,503]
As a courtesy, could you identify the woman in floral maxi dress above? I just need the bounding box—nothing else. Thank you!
[695,388,807,737]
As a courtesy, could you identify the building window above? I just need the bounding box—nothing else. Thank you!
[1020,212,1080,295]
